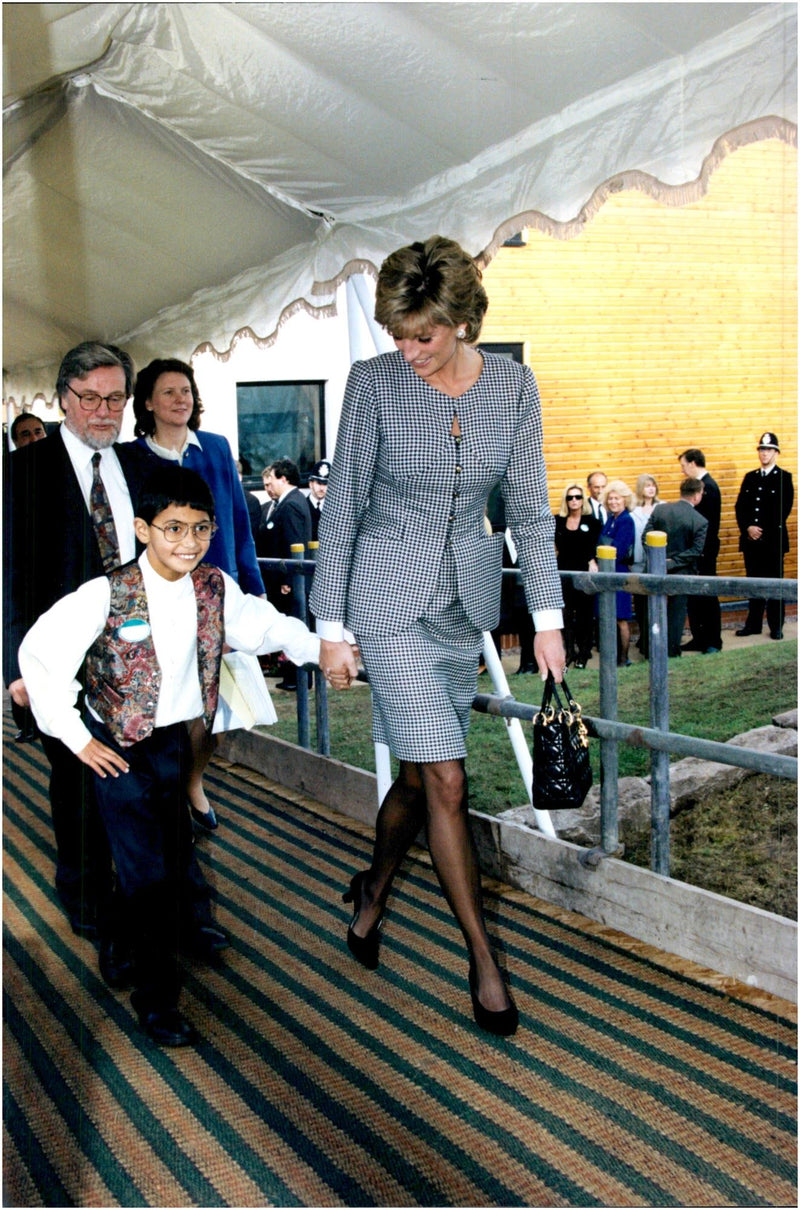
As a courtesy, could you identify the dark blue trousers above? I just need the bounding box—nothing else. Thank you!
[87,716,205,1013]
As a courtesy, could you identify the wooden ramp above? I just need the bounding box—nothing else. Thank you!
[3,713,796,1207]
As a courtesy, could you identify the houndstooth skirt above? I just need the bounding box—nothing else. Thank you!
[356,549,484,763]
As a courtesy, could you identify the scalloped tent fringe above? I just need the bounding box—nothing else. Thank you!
[192,117,796,369]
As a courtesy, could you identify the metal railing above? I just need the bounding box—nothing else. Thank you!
[258,540,797,878]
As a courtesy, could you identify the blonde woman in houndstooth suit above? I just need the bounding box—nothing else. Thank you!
[310,236,565,1035]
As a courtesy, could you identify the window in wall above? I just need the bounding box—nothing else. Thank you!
[479,342,524,363]
[479,343,524,529]
[236,380,325,488]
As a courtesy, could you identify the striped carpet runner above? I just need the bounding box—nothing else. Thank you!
[3,715,796,1207]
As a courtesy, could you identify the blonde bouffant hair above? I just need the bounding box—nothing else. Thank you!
[602,480,635,510]
[375,235,488,344]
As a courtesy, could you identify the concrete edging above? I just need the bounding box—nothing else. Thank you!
[216,728,797,1003]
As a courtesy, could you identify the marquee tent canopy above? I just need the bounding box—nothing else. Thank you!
[3,1,796,399]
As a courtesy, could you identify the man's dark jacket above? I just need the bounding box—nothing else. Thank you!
[3,429,150,684]
[255,486,312,604]
[735,465,794,556]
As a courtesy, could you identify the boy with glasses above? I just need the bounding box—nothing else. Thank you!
[19,465,353,1046]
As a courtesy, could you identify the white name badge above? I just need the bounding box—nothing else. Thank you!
[118,618,151,643]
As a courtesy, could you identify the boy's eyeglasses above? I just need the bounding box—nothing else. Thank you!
[67,385,128,412]
[150,521,218,543]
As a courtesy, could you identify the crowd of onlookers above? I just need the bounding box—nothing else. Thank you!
[492,440,793,671]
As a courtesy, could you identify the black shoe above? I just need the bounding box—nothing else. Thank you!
[14,726,38,743]
[703,646,721,654]
[131,995,197,1047]
[186,924,229,963]
[468,962,518,1037]
[275,680,297,691]
[680,640,704,652]
[735,627,761,637]
[573,661,586,670]
[98,938,134,989]
[769,631,784,640]
[514,663,538,675]
[190,803,218,831]
[343,872,382,970]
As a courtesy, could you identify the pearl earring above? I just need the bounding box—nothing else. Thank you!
[457,328,466,339]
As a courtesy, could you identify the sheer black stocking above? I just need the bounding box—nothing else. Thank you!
[354,758,511,1012]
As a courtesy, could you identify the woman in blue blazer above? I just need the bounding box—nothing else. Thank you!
[310,236,566,1035]
[598,480,636,666]
[128,358,264,829]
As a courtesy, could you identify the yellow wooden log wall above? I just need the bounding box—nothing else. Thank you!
[480,138,797,580]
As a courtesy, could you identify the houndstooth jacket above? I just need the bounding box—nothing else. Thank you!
[309,351,563,637]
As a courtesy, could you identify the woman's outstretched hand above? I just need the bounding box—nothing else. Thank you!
[319,639,359,689]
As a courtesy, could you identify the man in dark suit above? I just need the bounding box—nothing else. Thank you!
[679,448,723,653]
[256,457,312,688]
[586,470,608,524]
[734,432,794,639]
[4,342,147,955]
[643,478,708,657]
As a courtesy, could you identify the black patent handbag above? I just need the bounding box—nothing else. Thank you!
[531,674,593,811]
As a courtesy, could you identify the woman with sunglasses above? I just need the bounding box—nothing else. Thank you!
[554,483,602,668]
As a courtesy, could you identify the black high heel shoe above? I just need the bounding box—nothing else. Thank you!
[468,961,519,1036]
[342,872,382,970]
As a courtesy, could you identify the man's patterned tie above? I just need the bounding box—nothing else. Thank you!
[90,452,120,572]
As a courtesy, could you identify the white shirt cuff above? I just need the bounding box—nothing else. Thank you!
[532,609,564,633]
[316,619,345,643]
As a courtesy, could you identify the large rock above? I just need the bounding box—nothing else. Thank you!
[500,722,797,845]
[668,724,797,815]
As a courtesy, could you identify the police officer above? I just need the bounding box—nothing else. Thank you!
[734,432,794,639]
[306,459,331,542]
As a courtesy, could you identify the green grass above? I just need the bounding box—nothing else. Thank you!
[266,639,797,815]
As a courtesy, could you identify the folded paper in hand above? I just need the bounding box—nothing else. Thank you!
[212,651,278,734]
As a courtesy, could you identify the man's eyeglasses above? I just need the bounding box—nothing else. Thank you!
[566,494,584,501]
[150,521,218,543]
[68,384,128,412]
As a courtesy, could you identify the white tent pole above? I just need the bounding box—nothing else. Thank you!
[481,633,557,839]
[374,741,393,807]
[350,273,394,354]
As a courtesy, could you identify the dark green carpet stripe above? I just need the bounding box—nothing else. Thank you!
[3,844,502,1207]
[201,887,779,1209]
[506,954,798,1143]
[207,892,685,1207]
[2,853,405,1206]
[5,720,796,1208]
[7,817,784,1205]
[2,901,308,1208]
[206,765,798,1055]
[185,971,521,1210]
[195,778,796,1159]
[2,1081,71,1208]
[197,820,794,1143]
[199,778,795,1196]
[186,951,605,1208]
[3,987,148,1207]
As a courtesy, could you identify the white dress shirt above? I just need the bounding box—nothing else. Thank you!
[589,497,608,526]
[60,424,136,564]
[19,552,321,756]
